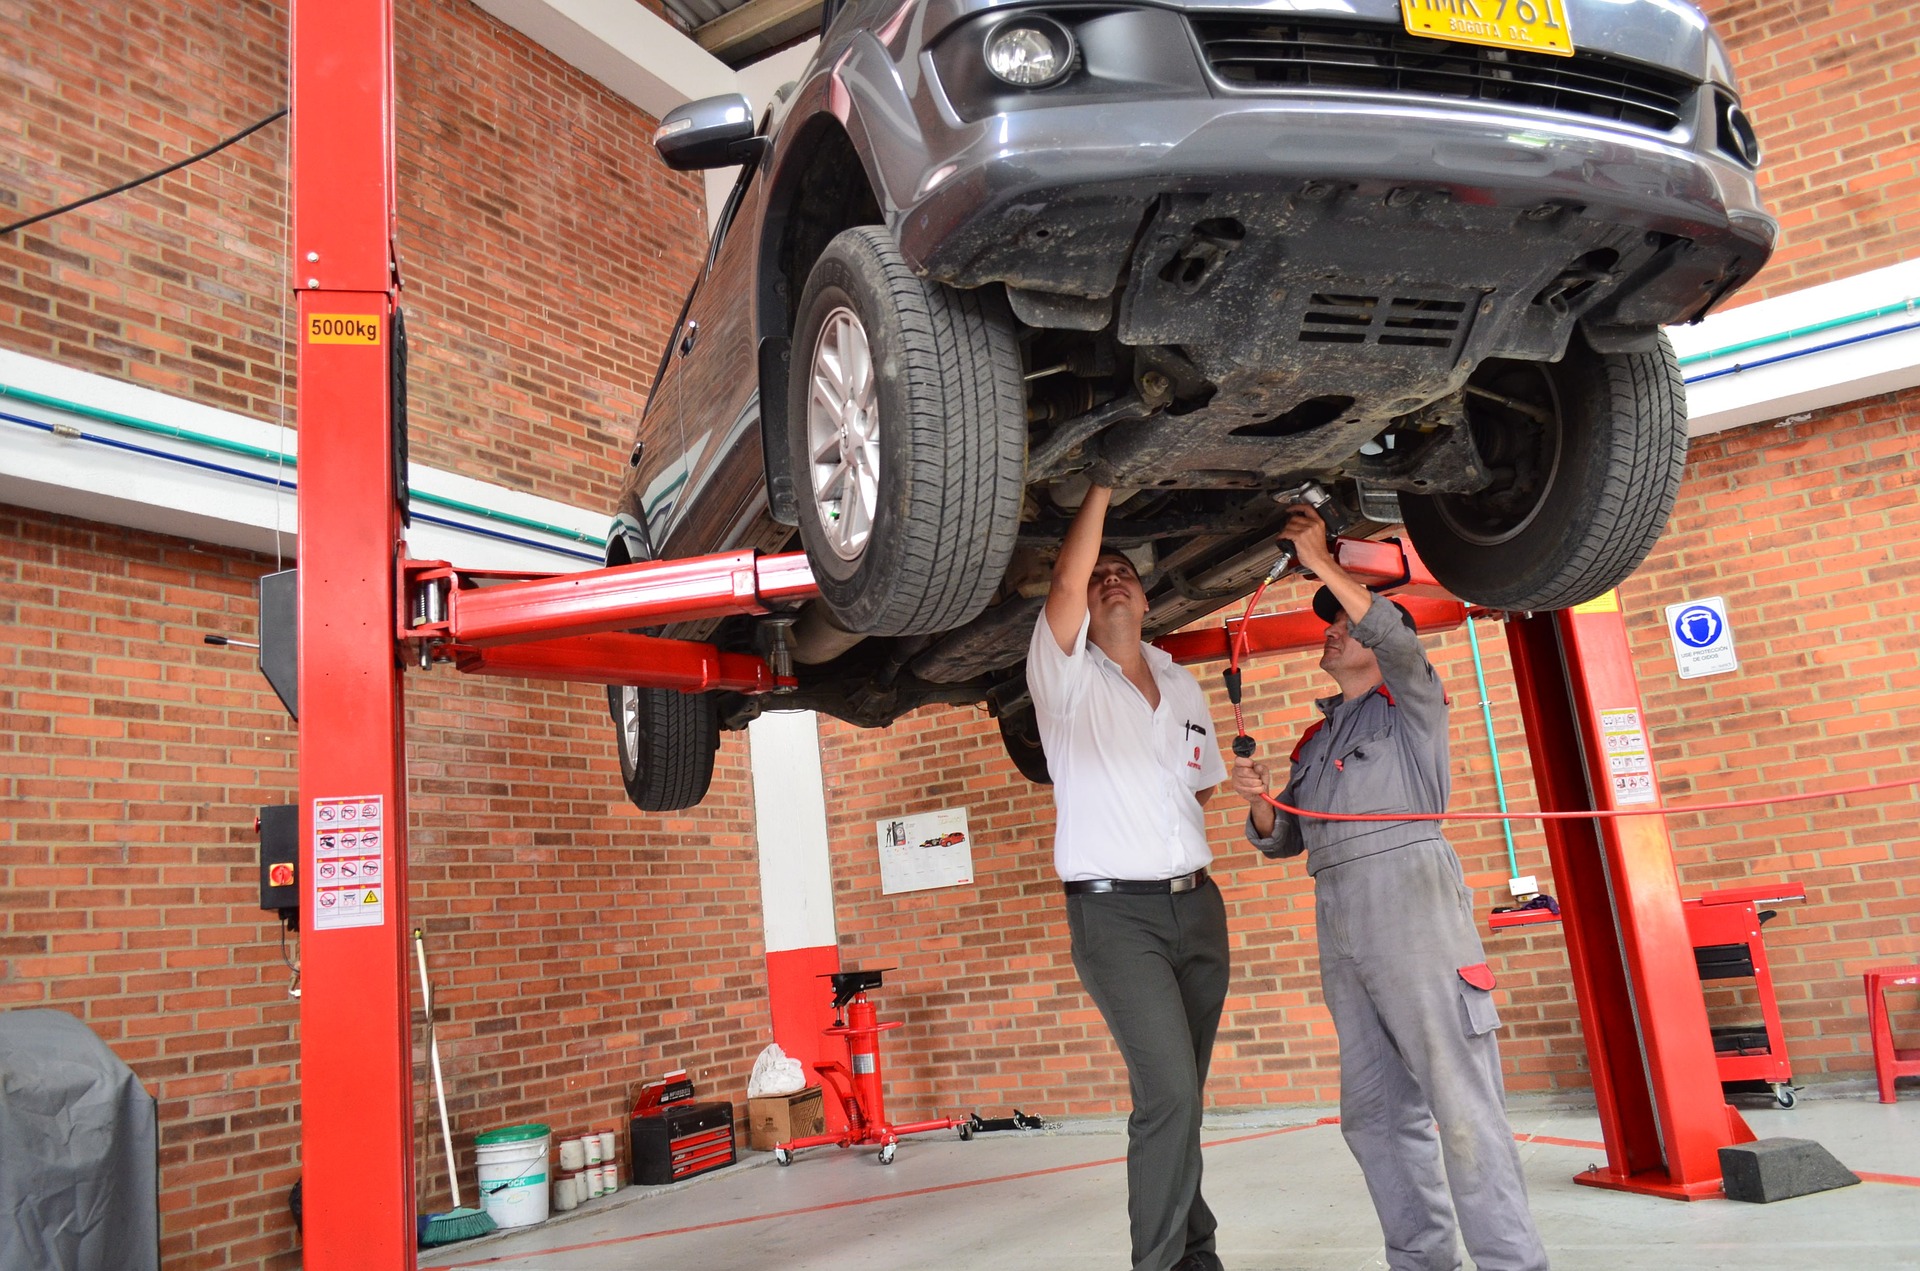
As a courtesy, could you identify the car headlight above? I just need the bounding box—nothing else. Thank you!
[983,17,1076,89]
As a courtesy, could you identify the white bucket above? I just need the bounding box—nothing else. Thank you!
[474,1123,551,1229]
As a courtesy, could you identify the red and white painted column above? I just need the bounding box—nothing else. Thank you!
[747,710,843,1126]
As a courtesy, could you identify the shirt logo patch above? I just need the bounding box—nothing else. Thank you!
[1190,744,1202,770]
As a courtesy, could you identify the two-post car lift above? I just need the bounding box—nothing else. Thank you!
[290,1,1753,1265]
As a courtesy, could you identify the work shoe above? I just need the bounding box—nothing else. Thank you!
[1173,1252,1225,1271]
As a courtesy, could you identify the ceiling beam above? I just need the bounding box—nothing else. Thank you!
[694,0,820,58]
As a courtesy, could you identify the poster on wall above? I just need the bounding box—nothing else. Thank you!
[875,807,973,895]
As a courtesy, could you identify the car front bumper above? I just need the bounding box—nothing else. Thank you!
[897,91,1772,327]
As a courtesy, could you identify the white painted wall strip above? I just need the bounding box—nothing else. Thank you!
[1671,256,1920,436]
[748,709,839,953]
[0,347,610,571]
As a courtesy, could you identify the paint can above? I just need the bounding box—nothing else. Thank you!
[558,1138,586,1172]
[583,1133,603,1165]
[552,1174,578,1212]
[474,1123,551,1229]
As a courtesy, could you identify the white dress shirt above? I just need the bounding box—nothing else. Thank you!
[1027,610,1228,882]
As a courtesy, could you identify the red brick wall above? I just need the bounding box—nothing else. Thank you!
[0,2,758,1269]
[1699,0,1920,300]
[2,0,1917,1268]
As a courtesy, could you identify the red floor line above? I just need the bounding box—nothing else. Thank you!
[1511,1133,1920,1187]
[1856,1170,1920,1188]
[441,1119,1920,1267]
[1516,1133,1606,1150]
[438,1120,1339,1268]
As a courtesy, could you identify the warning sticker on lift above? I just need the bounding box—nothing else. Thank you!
[1598,709,1656,806]
[306,313,382,345]
[312,795,387,929]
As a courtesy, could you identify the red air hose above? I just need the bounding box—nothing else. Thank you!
[1260,777,1918,824]
[1224,575,1274,754]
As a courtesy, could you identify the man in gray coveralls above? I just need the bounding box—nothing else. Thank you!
[1233,505,1549,1271]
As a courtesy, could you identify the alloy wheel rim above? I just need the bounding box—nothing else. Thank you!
[805,305,880,562]
[619,685,639,778]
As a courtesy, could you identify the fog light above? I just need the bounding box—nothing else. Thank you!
[1720,102,1758,165]
[984,17,1075,88]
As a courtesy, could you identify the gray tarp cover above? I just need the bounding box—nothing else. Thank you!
[0,1009,158,1271]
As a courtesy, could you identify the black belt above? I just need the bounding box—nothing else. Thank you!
[1064,868,1208,896]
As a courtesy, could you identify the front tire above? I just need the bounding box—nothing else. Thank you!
[607,683,718,812]
[1401,331,1687,611]
[788,227,1026,636]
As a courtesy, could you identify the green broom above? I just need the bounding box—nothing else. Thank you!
[416,929,498,1248]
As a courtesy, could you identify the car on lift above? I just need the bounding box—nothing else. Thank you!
[605,0,1774,810]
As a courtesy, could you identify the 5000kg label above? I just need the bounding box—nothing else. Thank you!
[306,314,382,345]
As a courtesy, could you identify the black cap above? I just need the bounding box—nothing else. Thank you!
[1311,585,1416,632]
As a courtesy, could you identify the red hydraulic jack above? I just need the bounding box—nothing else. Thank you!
[773,969,972,1166]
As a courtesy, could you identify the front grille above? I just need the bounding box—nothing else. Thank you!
[1195,18,1693,133]
[1299,292,1469,350]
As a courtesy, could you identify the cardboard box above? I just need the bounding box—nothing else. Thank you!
[747,1087,825,1150]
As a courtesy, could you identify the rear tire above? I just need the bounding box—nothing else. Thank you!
[1401,331,1687,611]
[607,683,718,812]
[997,703,1052,786]
[789,226,1026,636]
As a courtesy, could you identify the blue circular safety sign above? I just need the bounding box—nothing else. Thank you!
[1673,605,1723,649]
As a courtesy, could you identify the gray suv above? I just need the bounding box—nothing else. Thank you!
[608,0,1774,809]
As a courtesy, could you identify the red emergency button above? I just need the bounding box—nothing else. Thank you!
[269,862,295,887]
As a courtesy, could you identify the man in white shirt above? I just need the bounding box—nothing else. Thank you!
[1027,471,1230,1271]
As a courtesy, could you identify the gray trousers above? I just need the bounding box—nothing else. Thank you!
[1316,839,1549,1271]
[1068,881,1231,1271]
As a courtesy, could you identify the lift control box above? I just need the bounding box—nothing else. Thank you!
[258,804,299,915]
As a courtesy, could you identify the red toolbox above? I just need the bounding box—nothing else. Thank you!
[630,1100,735,1185]
[1682,883,1806,1108]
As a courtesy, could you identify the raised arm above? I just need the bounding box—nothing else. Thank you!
[1044,474,1113,654]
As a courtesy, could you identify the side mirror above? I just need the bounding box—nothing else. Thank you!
[654,94,769,171]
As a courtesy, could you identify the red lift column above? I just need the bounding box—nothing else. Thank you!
[1506,596,1753,1199]
[291,0,415,1264]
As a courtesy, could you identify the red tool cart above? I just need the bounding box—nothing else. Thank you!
[1683,883,1807,1108]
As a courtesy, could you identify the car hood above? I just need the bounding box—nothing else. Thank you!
[901,0,1727,87]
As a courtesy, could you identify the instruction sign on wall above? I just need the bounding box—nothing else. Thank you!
[1664,596,1738,679]
[876,807,973,895]
[312,795,388,929]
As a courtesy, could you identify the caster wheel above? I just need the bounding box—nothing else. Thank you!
[774,1147,793,1166]
[1773,1085,1797,1109]
[958,1121,974,1142]
[878,1142,897,1165]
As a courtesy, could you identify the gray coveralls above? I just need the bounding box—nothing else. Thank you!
[1248,596,1548,1271]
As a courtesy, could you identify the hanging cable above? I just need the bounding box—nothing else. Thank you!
[1,108,288,237]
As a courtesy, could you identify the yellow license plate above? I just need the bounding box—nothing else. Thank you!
[1400,0,1576,58]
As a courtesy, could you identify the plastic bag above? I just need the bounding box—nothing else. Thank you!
[746,1042,806,1098]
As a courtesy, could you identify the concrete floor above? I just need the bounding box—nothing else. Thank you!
[422,1090,1920,1271]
